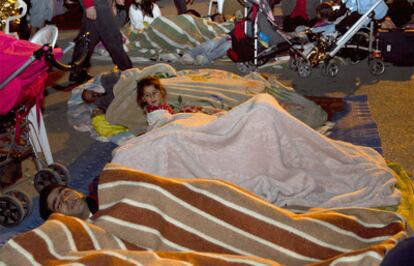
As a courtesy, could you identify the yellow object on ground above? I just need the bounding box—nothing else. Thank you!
[389,162,414,231]
[92,114,128,138]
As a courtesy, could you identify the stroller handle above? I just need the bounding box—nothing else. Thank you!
[46,32,91,71]
[0,33,90,90]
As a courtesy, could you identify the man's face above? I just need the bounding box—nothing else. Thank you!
[47,187,90,219]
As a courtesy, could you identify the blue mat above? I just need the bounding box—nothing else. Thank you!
[0,141,116,246]
[329,95,383,155]
[0,94,381,246]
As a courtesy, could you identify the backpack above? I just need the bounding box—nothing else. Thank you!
[227,5,258,62]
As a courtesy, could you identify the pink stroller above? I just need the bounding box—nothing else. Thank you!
[0,27,89,227]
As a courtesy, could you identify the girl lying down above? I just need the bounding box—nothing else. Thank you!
[112,76,401,209]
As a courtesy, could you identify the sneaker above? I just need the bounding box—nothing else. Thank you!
[159,53,180,62]
[195,55,208,65]
[180,53,194,65]
[68,69,93,84]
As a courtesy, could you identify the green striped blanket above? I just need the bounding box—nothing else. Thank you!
[124,15,234,58]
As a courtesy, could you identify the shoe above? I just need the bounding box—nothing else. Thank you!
[68,69,93,84]
[194,55,208,65]
[180,53,194,65]
[159,53,180,63]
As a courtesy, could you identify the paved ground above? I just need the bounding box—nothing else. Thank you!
[37,0,414,180]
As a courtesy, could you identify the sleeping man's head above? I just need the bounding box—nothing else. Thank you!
[39,184,91,220]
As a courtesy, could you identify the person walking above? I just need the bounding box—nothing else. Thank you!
[69,0,133,83]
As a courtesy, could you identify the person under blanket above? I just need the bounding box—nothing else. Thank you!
[136,76,174,114]
[112,93,400,209]
[81,71,121,115]
[136,76,222,121]
[39,179,99,220]
[129,0,162,31]
[180,34,232,65]
[6,165,408,266]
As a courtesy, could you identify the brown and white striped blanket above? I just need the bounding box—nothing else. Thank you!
[0,164,409,265]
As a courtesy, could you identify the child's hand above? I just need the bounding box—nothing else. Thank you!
[92,107,105,118]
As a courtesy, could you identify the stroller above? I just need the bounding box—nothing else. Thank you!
[0,16,89,226]
[227,0,387,78]
[227,0,295,73]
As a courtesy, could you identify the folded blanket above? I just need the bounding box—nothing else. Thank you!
[124,15,233,58]
[112,94,400,208]
[0,164,408,265]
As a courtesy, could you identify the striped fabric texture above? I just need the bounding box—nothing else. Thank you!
[125,15,233,58]
[0,164,408,265]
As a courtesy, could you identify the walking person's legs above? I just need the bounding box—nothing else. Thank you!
[69,14,101,83]
[94,0,132,70]
[174,0,187,14]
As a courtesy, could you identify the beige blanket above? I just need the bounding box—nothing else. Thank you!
[0,164,408,265]
[105,64,327,134]
[112,94,400,208]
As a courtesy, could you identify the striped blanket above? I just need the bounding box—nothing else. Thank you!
[0,164,409,265]
[124,15,234,58]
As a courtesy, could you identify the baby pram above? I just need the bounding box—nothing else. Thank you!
[0,25,89,227]
[227,0,296,73]
[227,0,387,78]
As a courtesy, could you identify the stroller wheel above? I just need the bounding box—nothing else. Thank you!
[297,58,312,78]
[48,163,70,185]
[288,56,297,70]
[369,59,385,76]
[236,63,251,74]
[5,190,33,218]
[34,168,63,193]
[326,62,339,78]
[0,195,24,227]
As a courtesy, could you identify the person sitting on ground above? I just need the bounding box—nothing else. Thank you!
[39,179,99,220]
[129,0,161,31]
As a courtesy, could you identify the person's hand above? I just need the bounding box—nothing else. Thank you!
[115,0,125,5]
[86,6,97,20]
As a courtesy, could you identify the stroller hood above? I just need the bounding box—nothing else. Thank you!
[0,31,62,115]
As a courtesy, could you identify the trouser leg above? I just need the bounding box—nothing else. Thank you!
[93,0,132,70]
[71,13,100,66]
[174,0,187,14]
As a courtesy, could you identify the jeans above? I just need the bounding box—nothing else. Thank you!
[174,0,187,14]
[188,35,231,63]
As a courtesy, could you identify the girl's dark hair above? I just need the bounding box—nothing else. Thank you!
[39,183,67,220]
[184,9,201,18]
[211,13,226,22]
[132,0,155,17]
[136,76,166,109]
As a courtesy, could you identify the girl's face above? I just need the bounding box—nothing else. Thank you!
[142,85,163,106]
